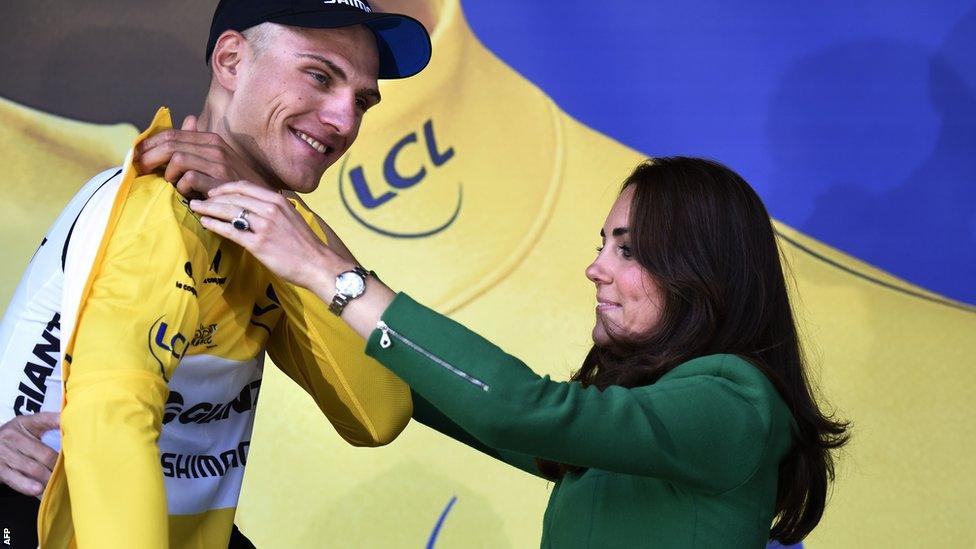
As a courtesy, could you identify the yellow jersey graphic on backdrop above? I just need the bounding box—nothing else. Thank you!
[0,0,973,546]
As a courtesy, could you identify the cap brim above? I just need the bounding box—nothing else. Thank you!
[270,10,431,79]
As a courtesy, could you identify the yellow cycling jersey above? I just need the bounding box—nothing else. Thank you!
[22,108,411,548]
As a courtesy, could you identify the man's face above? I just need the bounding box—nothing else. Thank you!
[225,24,381,193]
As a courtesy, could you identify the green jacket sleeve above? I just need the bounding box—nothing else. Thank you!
[411,391,546,479]
[367,293,782,493]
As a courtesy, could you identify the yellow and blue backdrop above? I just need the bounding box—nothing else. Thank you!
[0,1,973,546]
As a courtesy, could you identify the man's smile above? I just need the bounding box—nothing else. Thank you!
[291,128,334,156]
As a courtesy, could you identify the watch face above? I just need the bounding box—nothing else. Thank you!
[336,271,366,298]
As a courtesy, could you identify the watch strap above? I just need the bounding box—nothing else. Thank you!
[328,293,350,316]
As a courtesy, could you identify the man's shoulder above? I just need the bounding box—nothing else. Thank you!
[58,167,124,220]
[118,172,220,247]
[66,167,220,264]
[82,167,125,188]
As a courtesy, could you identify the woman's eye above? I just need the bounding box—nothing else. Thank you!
[595,246,604,253]
[618,245,632,258]
[310,72,330,85]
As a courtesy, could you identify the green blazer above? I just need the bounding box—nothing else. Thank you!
[367,293,796,548]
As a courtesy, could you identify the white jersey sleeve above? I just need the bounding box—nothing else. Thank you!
[0,167,123,449]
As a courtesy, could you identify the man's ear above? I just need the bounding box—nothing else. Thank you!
[211,31,247,92]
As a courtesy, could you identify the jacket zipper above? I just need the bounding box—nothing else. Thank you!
[376,320,490,392]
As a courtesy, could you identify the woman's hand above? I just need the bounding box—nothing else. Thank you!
[190,180,397,339]
[281,190,358,264]
[189,181,351,292]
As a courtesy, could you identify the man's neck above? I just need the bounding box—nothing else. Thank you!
[196,102,285,191]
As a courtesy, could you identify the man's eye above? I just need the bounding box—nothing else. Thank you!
[309,72,330,85]
[356,97,369,111]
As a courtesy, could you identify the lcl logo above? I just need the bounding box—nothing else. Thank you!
[339,119,461,238]
[149,315,188,379]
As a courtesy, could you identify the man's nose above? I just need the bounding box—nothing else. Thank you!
[318,94,357,136]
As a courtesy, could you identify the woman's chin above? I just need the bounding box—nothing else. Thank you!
[591,327,611,348]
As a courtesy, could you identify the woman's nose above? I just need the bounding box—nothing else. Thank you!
[586,256,610,284]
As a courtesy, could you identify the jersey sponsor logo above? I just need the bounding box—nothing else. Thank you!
[323,0,371,13]
[191,323,218,348]
[13,312,61,416]
[339,119,460,238]
[211,249,222,273]
[204,248,227,286]
[250,284,281,334]
[162,379,261,425]
[149,316,189,377]
[175,280,197,296]
[176,260,199,296]
[163,391,185,424]
[161,440,250,479]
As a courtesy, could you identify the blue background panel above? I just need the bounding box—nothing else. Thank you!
[464,1,976,304]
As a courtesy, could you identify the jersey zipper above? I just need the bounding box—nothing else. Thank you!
[376,320,490,392]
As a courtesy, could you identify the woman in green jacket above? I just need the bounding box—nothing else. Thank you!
[192,156,848,547]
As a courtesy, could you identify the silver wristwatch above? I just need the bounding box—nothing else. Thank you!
[329,266,370,316]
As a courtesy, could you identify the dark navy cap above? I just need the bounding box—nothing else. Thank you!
[206,0,432,79]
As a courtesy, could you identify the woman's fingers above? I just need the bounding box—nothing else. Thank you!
[191,184,334,288]
[199,214,258,246]
[189,194,273,224]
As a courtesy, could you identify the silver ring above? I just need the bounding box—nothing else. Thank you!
[231,209,251,232]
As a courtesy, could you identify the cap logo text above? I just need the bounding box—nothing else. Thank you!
[323,0,372,13]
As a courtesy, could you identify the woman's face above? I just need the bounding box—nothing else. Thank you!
[585,185,664,346]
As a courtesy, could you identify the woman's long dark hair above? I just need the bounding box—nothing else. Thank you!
[536,157,849,544]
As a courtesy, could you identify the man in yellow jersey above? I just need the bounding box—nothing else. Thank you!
[1,2,974,549]
[0,0,431,547]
